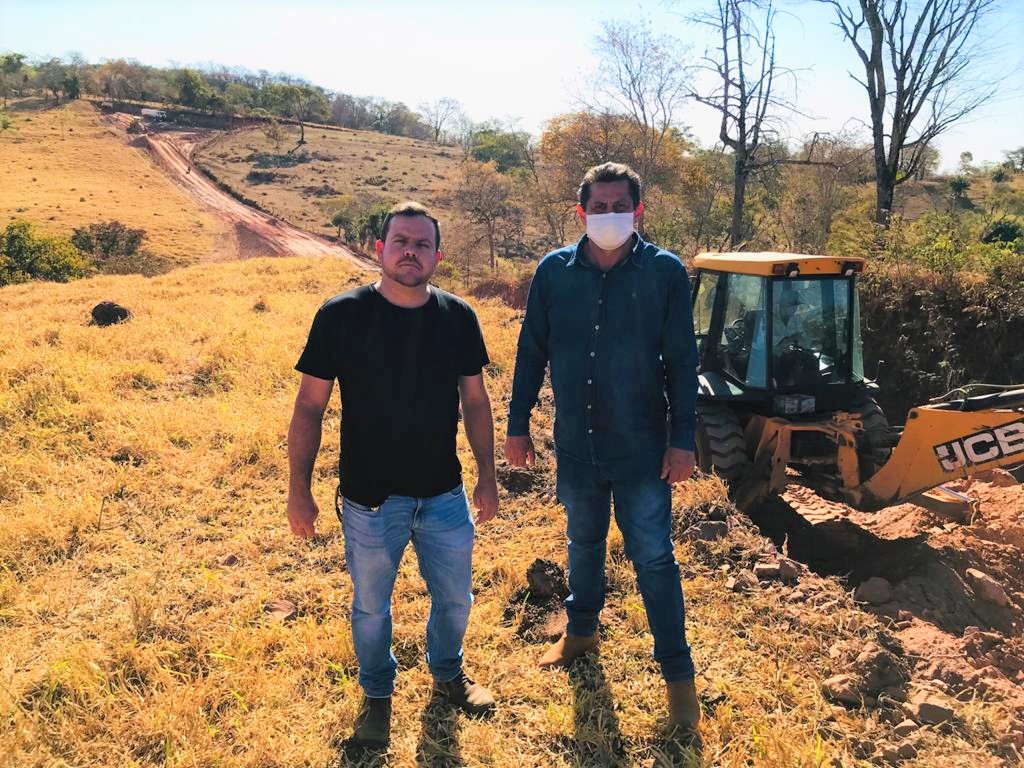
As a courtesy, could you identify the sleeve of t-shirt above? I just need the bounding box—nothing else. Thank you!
[295,304,338,381]
[460,306,490,377]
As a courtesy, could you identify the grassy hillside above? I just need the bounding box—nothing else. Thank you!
[195,124,462,238]
[0,258,1017,767]
[0,99,230,266]
[894,173,1024,221]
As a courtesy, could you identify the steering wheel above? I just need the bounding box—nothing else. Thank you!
[724,317,747,344]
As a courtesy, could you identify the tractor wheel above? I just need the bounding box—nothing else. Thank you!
[856,397,894,480]
[695,402,751,491]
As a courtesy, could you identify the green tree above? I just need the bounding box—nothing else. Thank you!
[176,69,213,109]
[61,74,81,100]
[0,221,91,286]
[266,83,329,145]
[0,53,26,108]
[36,58,67,104]
[470,126,531,172]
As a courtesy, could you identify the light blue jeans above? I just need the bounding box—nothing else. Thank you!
[339,485,475,698]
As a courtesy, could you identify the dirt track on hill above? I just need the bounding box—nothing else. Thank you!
[104,113,376,268]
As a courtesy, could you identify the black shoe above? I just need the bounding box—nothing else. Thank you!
[351,696,391,748]
[434,671,497,717]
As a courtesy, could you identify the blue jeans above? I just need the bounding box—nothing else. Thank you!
[339,485,475,698]
[556,450,696,681]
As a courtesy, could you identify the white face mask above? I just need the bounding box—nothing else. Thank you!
[586,211,635,251]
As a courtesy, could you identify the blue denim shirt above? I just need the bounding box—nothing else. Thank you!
[508,234,699,470]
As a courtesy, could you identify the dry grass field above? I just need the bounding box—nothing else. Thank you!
[1,256,1018,767]
[893,173,1024,221]
[0,99,230,266]
[194,124,463,239]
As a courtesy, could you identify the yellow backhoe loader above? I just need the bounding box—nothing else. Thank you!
[690,252,1024,511]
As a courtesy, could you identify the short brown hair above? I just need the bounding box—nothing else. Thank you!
[380,201,441,250]
[577,162,642,210]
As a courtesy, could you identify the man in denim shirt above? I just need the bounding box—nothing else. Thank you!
[504,163,701,738]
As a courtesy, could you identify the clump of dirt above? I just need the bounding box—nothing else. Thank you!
[503,559,569,642]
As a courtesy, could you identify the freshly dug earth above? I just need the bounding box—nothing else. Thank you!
[753,473,1024,758]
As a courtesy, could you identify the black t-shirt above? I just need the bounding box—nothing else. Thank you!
[295,283,489,507]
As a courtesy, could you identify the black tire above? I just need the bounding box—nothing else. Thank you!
[855,397,894,480]
[695,402,751,488]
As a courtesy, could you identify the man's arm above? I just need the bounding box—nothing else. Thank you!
[287,374,334,538]
[505,264,549,467]
[662,261,699,484]
[459,373,499,523]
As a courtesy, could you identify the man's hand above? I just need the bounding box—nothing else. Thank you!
[287,490,319,538]
[472,477,499,524]
[661,447,696,486]
[504,434,536,468]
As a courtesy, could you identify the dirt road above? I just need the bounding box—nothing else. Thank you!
[106,113,376,269]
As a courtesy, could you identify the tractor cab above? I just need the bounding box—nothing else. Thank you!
[691,253,869,415]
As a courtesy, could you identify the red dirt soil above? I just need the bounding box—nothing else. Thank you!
[784,473,1024,722]
[104,113,376,268]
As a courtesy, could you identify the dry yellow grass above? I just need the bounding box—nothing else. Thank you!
[0,258,1014,767]
[195,124,462,238]
[0,99,230,266]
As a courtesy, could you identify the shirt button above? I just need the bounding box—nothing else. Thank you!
[598,299,603,304]
[587,404,592,409]
[588,428,593,434]
[594,324,600,330]
[587,378,592,384]
[590,351,596,357]
[601,274,607,279]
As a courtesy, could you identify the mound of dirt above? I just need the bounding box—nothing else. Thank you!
[759,477,1024,723]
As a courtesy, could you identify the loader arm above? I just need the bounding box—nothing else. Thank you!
[851,393,1024,510]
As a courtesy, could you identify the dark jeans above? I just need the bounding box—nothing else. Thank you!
[556,450,696,681]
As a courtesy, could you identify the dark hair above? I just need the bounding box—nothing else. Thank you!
[380,201,441,250]
[577,162,642,210]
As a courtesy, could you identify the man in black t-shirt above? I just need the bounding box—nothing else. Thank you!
[287,202,499,749]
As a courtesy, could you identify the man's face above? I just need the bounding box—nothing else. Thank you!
[377,215,439,288]
[580,179,640,219]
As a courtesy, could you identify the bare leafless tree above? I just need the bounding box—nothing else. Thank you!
[820,0,998,225]
[418,96,462,144]
[589,19,691,186]
[689,0,798,248]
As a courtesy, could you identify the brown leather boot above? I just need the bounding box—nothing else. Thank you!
[351,696,392,748]
[435,671,497,717]
[666,679,702,735]
[538,632,600,668]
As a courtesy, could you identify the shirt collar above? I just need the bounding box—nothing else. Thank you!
[566,233,647,270]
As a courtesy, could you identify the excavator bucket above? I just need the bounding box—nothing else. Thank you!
[851,389,1024,511]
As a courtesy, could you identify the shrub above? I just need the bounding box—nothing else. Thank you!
[244,170,277,184]
[71,221,145,262]
[981,219,1024,245]
[0,220,92,286]
[70,221,170,277]
[949,175,970,198]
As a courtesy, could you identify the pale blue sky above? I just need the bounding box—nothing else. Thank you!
[2,0,1021,170]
